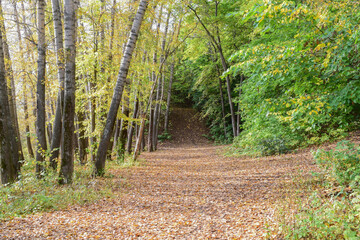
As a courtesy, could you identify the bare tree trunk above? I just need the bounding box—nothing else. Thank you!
[236,75,243,136]
[133,113,146,160]
[126,95,139,153]
[77,107,88,165]
[24,91,34,158]
[164,62,174,132]
[13,2,34,158]
[0,2,20,184]
[152,73,161,150]
[218,77,227,137]
[89,81,97,162]
[219,52,236,137]
[112,118,121,156]
[148,5,163,152]
[117,88,130,160]
[49,0,65,170]
[59,0,77,184]
[95,0,149,176]
[153,9,170,150]
[36,0,48,177]
[77,87,88,165]
[0,3,24,163]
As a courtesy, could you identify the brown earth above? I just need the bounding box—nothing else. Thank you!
[0,108,319,239]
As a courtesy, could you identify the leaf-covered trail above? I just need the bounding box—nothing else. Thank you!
[0,108,316,239]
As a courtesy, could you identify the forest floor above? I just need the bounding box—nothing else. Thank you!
[0,108,319,239]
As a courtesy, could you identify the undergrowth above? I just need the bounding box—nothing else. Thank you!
[0,155,140,220]
[278,140,360,239]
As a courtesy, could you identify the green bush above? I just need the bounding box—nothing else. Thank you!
[259,137,289,156]
[158,132,172,141]
[228,0,360,156]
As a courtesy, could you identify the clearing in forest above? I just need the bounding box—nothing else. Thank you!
[0,108,316,239]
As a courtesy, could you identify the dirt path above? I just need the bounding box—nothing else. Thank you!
[0,108,316,239]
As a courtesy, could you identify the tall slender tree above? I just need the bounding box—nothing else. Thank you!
[35,0,48,177]
[49,0,65,170]
[95,0,149,176]
[188,2,237,137]
[59,0,78,184]
[0,4,24,163]
[0,1,20,184]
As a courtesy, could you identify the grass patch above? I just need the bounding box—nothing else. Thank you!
[0,154,144,220]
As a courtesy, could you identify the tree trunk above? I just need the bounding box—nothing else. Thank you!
[59,0,77,184]
[24,91,34,158]
[133,113,146,160]
[89,81,97,162]
[0,3,24,163]
[0,3,20,184]
[36,0,48,177]
[13,2,34,158]
[219,50,237,137]
[188,4,237,137]
[117,89,130,160]
[95,0,149,176]
[164,62,174,132]
[49,0,65,170]
[148,103,154,152]
[236,75,243,136]
[77,95,88,165]
[126,95,139,153]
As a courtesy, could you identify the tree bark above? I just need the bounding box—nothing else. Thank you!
[59,0,77,184]
[236,75,243,136]
[49,0,65,170]
[77,89,89,165]
[211,46,227,138]
[133,113,146,160]
[117,88,130,160]
[126,95,139,153]
[164,62,174,132]
[24,91,34,158]
[36,0,48,177]
[153,9,170,150]
[0,2,20,184]
[13,2,34,158]
[95,0,149,176]
[1,3,24,163]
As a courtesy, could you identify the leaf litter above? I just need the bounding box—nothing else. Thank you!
[0,108,318,239]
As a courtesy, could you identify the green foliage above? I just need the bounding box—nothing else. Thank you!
[259,137,289,156]
[281,140,360,239]
[229,0,360,155]
[315,140,360,189]
[177,0,253,142]
[158,131,172,141]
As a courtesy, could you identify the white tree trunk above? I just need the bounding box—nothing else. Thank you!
[95,0,149,175]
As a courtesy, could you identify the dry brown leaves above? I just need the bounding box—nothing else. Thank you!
[0,108,318,239]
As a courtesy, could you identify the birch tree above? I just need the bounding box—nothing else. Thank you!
[95,0,149,176]
[35,0,47,177]
[49,0,65,170]
[59,0,78,184]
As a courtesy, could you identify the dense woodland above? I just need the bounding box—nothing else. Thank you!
[1,0,360,238]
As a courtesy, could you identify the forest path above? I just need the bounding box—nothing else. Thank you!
[0,108,316,239]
